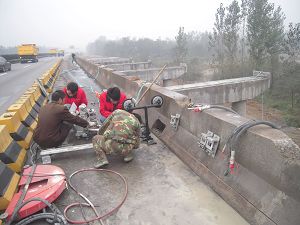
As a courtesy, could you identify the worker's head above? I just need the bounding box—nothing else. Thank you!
[51,90,66,104]
[107,87,121,105]
[66,82,78,97]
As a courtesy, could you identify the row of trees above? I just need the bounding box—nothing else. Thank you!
[86,34,210,64]
[207,0,287,79]
[87,36,175,62]
[86,1,299,95]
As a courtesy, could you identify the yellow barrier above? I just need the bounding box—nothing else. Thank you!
[15,97,39,122]
[0,59,62,212]
[7,103,37,132]
[0,161,20,210]
[20,94,40,114]
[24,86,46,107]
[0,125,26,172]
[0,112,33,149]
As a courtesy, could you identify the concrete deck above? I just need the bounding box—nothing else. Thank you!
[48,139,248,225]
[39,58,249,225]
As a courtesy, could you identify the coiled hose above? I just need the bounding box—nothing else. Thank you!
[64,168,128,224]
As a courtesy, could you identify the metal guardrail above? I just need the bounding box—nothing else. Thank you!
[1,53,60,64]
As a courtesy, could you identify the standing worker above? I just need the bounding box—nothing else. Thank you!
[33,90,92,149]
[98,87,126,123]
[63,82,88,109]
[71,53,75,63]
[92,109,141,168]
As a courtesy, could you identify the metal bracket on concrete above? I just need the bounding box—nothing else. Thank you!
[198,131,220,158]
[170,114,181,131]
[40,143,93,164]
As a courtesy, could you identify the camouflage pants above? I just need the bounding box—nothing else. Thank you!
[92,135,134,160]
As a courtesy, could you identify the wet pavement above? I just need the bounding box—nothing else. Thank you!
[35,58,249,225]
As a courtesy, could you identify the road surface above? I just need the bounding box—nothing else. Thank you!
[0,57,60,114]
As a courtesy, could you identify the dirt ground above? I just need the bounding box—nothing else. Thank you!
[246,99,300,147]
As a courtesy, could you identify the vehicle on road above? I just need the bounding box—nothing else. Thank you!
[0,56,11,72]
[58,50,64,56]
[18,44,39,63]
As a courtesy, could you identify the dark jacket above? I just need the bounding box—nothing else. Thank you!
[99,91,127,118]
[33,102,88,148]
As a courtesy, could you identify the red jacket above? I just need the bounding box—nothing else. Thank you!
[99,91,127,118]
[63,87,88,108]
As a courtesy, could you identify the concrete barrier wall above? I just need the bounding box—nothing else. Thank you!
[76,56,300,225]
[166,74,271,104]
[107,61,152,71]
[0,59,62,212]
[87,57,131,65]
[120,65,187,82]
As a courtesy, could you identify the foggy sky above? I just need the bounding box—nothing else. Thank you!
[0,0,299,50]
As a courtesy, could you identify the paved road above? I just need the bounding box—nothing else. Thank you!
[0,57,60,115]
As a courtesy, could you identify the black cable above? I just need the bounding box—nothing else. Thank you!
[15,213,67,225]
[7,164,37,225]
[222,120,254,152]
[12,198,67,225]
[223,120,280,176]
[231,121,279,152]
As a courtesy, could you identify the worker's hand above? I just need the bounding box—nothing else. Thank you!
[79,104,87,110]
[88,121,97,127]
[71,110,80,116]
[95,91,101,98]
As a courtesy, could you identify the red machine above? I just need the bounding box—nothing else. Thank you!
[5,165,66,220]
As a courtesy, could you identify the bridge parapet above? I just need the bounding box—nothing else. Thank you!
[119,64,187,84]
[87,57,131,65]
[76,56,300,225]
[167,72,270,115]
[105,60,152,71]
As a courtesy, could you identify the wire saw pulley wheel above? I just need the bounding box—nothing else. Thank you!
[123,99,136,111]
[151,95,163,108]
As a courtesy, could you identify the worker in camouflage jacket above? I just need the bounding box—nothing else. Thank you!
[93,109,141,168]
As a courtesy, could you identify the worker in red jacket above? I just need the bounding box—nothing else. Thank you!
[99,87,126,123]
[63,82,88,109]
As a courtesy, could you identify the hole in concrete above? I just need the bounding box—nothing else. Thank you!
[152,119,166,134]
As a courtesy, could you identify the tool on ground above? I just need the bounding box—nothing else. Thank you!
[40,143,93,164]
[4,165,66,223]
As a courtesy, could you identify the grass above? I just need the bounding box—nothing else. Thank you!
[260,91,300,127]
